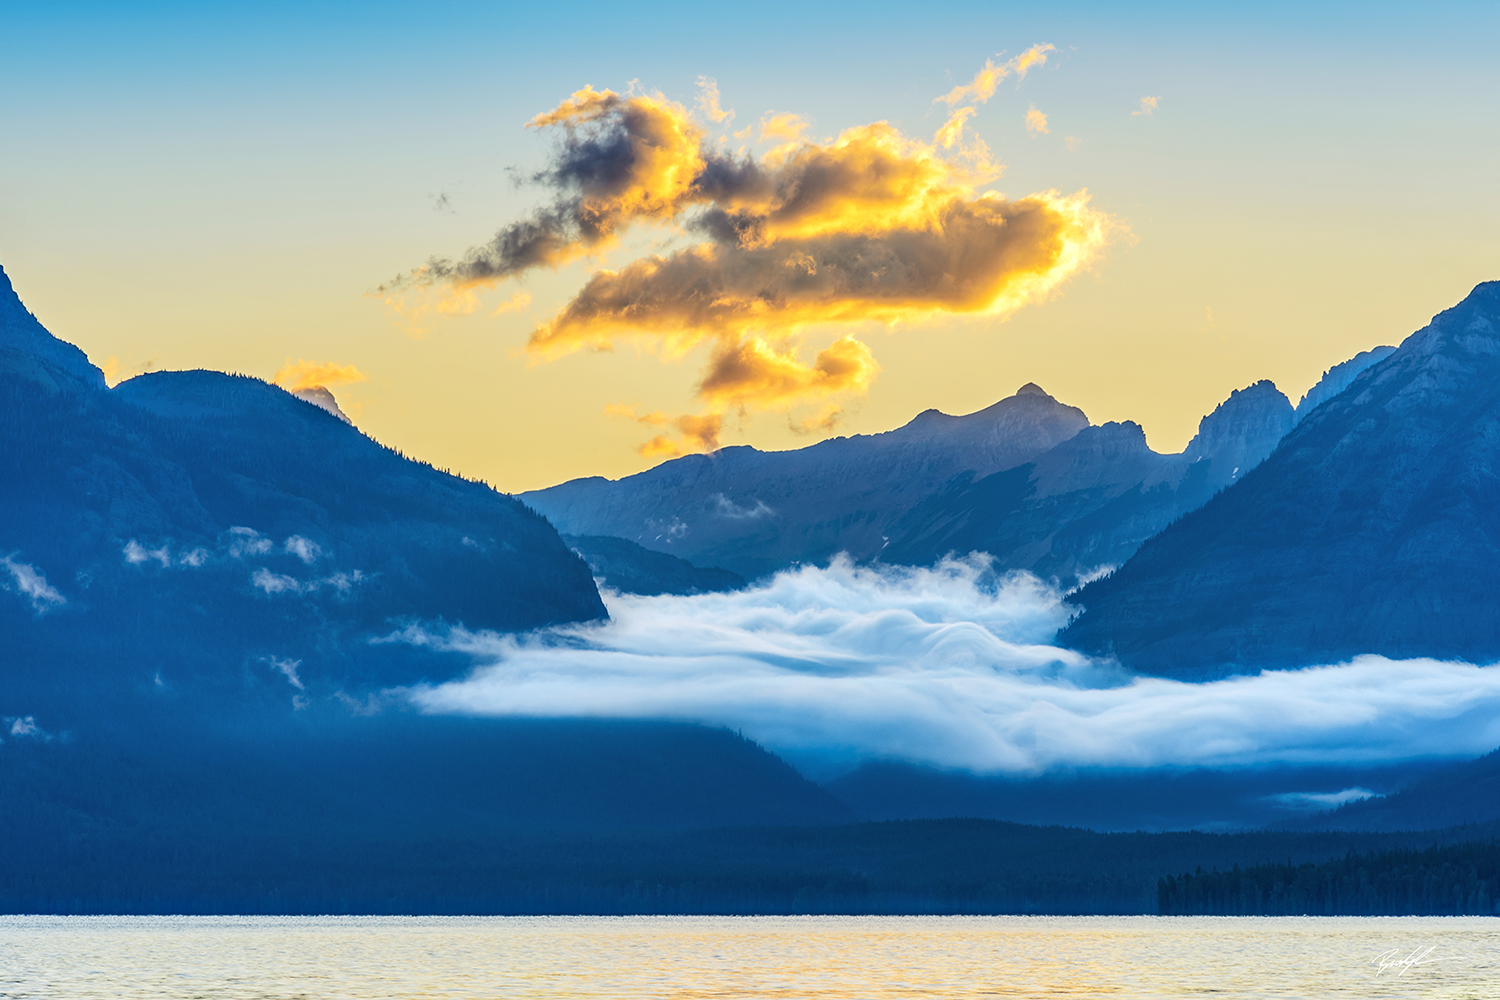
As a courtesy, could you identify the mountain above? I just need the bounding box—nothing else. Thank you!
[292,384,353,423]
[1060,280,1500,675]
[0,263,605,714]
[0,267,105,388]
[1294,345,1395,420]
[0,265,856,848]
[823,757,1449,833]
[1288,748,1500,831]
[564,534,746,596]
[1180,379,1296,482]
[522,384,1090,579]
[526,366,1390,587]
[881,381,1296,582]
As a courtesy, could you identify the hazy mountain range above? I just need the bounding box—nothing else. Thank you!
[524,353,1390,589]
[525,384,1091,580]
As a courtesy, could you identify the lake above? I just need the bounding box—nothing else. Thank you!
[0,915,1494,998]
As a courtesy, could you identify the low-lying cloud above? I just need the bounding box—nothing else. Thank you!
[384,55,1116,455]
[122,528,362,599]
[2,555,66,613]
[401,557,1500,775]
[252,567,363,597]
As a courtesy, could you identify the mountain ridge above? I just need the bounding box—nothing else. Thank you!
[1060,280,1500,674]
[522,385,1091,578]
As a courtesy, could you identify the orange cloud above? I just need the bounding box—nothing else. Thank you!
[637,413,723,458]
[1025,105,1050,135]
[375,281,495,335]
[392,72,1118,456]
[758,113,810,144]
[1133,96,1160,117]
[936,44,1056,106]
[490,291,532,316]
[694,76,733,124]
[530,188,1110,356]
[273,360,368,393]
[698,335,878,411]
[934,107,976,149]
[792,402,844,435]
[604,402,670,426]
[1008,43,1054,81]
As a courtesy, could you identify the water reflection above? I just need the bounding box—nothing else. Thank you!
[0,915,1494,999]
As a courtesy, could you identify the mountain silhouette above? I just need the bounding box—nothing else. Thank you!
[528,368,1385,587]
[0,267,105,388]
[522,384,1090,579]
[883,381,1301,581]
[1060,280,1500,674]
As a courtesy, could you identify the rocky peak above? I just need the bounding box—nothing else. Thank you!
[1064,420,1151,458]
[1182,380,1295,488]
[1404,280,1500,359]
[1059,279,1500,675]
[1188,380,1296,464]
[1302,280,1500,434]
[0,265,106,389]
[1295,346,1396,421]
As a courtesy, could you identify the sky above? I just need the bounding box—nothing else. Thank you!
[3,0,1498,492]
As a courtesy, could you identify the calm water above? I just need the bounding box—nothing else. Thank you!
[0,915,1495,999]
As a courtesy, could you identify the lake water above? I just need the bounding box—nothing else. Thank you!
[0,915,1495,998]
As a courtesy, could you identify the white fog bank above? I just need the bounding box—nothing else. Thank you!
[401,557,1500,774]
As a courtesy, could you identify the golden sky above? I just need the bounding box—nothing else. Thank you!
[3,2,1497,491]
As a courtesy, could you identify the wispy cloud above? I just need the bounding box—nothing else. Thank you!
[227,527,273,559]
[935,44,1057,106]
[1133,96,1160,117]
[489,291,531,316]
[4,715,54,742]
[638,414,724,458]
[283,536,323,565]
[403,557,1500,775]
[2,555,65,613]
[123,540,171,567]
[252,567,363,597]
[263,655,305,690]
[1025,105,1050,135]
[709,494,774,520]
[932,106,976,149]
[695,75,733,125]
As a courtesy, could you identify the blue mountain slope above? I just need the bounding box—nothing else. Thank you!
[1,357,606,707]
[0,266,858,842]
[0,267,104,387]
[1060,280,1500,675]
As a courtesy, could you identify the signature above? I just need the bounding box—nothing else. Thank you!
[1372,946,1448,977]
